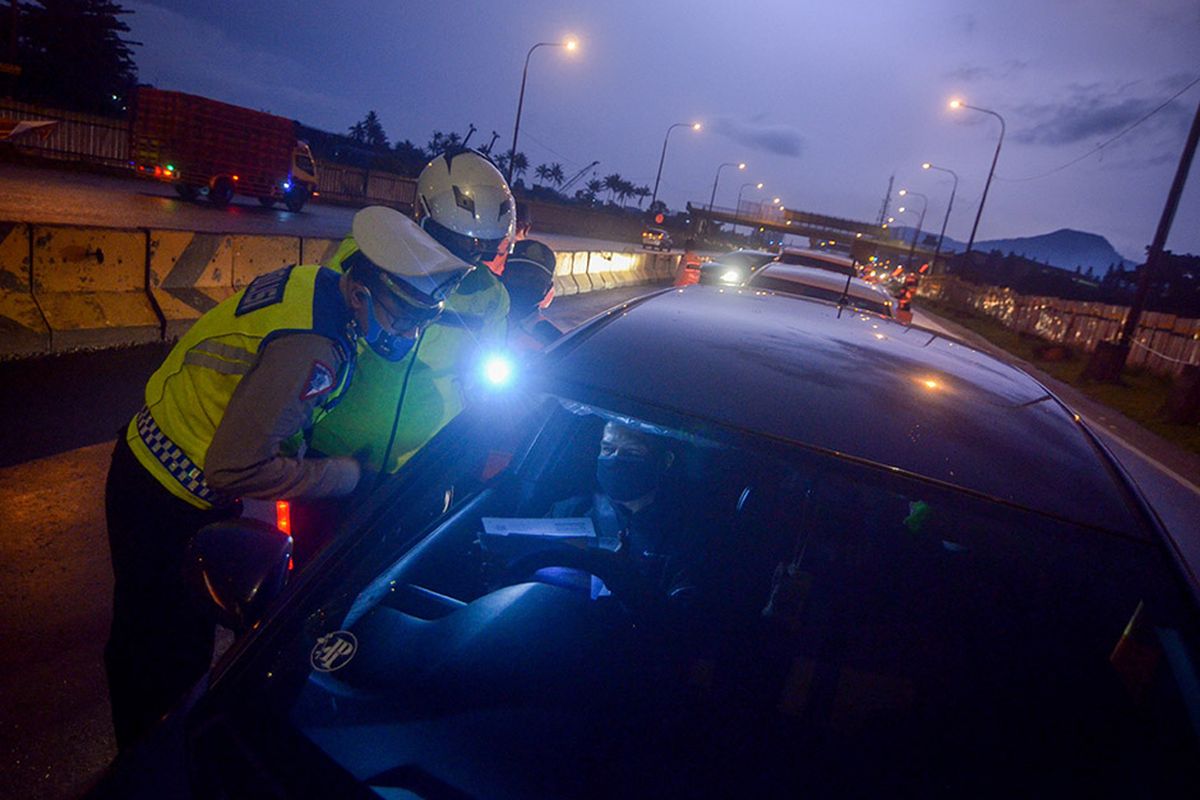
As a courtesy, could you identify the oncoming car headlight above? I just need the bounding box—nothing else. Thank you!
[721,269,742,284]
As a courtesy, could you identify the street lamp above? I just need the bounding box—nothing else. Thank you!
[650,121,702,209]
[948,98,1006,260]
[507,37,579,183]
[922,161,959,273]
[897,189,928,270]
[736,181,763,212]
[707,161,745,219]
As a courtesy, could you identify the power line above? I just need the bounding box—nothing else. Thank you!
[996,73,1200,182]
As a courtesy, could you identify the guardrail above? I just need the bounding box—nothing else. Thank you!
[917,274,1200,377]
[0,222,678,359]
[0,98,128,166]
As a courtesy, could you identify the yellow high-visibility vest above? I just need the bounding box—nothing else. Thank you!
[126,265,356,508]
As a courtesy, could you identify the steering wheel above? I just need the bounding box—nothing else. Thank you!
[501,545,666,623]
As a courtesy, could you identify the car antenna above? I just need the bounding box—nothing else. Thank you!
[461,123,477,148]
[836,272,853,309]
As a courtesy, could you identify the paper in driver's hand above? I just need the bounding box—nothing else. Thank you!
[481,517,596,537]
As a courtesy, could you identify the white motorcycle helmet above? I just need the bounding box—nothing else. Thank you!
[417,149,516,266]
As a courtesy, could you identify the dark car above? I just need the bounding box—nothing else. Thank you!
[747,262,896,317]
[96,287,1200,798]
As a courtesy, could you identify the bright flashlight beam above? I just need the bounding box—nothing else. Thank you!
[483,354,515,387]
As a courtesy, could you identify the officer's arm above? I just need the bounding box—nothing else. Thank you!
[206,334,361,500]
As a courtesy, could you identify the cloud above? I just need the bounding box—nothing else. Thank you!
[1014,82,1193,146]
[711,116,805,158]
[945,59,1029,83]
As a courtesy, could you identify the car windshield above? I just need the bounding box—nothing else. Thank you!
[776,251,856,276]
[222,391,1200,798]
[750,273,893,316]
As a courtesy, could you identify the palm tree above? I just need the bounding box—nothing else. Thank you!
[510,152,530,183]
[583,178,603,204]
[633,185,652,208]
[548,162,565,188]
[602,173,625,203]
[615,178,635,207]
[534,163,552,186]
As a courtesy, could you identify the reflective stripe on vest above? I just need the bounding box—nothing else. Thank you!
[134,406,227,507]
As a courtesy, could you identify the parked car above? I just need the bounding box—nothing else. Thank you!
[641,227,672,251]
[94,286,1200,799]
[697,248,778,285]
[746,262,897,317]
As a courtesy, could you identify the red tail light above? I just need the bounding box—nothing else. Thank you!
[275,500,291,535]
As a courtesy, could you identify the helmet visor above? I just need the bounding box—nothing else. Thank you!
[423,217,508,265]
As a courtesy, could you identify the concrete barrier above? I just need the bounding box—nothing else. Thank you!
[571,251,593,294]
[0,222,52,358]
[301,237,343,267]
[232,235,301,287]
[553,250,579,297]
[3,220,669,359]
[148,230,235,339]
[31,224,160,351]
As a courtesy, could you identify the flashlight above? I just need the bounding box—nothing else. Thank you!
[481,353,515,388]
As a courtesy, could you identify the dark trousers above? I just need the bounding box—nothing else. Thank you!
[104,436,234,749]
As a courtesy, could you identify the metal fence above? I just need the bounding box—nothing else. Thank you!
[314,162,416,211]
[0,98,129,166]
[918,274,1200,376]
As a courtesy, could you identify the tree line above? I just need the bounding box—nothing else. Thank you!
[344,110,654,208]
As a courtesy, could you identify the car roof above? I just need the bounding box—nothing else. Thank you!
[779,247,854,266]
[546,286,1141,534]
[749,262,892,305]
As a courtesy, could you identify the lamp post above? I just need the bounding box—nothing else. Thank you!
[949,99,1005,262]
[650,121,702,209]
[706,161,745,233]
[735,181,763,212]
[507,37,578,183]
[922,162,959,273]
[897,189,928,271]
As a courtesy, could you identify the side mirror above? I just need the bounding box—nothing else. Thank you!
[185,518,293,633]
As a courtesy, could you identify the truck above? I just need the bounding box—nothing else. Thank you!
[129,87,318,212]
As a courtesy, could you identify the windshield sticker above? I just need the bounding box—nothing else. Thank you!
[310,630,357,673]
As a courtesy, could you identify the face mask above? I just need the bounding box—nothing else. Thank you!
[361,294,417,362]
[596,453,661,503]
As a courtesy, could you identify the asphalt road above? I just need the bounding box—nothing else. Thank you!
[0,162,661,258]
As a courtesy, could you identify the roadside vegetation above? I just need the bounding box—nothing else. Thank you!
[918,299,1200,456]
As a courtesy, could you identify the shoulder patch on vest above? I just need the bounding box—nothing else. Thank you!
[300,360,336,401]
[236,266,294,316]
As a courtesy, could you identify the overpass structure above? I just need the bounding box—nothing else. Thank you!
[688,201,939,268]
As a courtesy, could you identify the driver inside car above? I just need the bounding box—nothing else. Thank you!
[541,420,709,602]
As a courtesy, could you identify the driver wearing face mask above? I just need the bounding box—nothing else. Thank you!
[550,421,704,593]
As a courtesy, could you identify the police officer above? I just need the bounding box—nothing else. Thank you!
[103,206,470,749]
[502,238,563,352]
[310,148,515,474]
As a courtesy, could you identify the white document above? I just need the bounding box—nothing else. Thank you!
[481,517,596,537]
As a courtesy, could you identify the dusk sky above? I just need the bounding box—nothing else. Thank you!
[124,0,1200,261]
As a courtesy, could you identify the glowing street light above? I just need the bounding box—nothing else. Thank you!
[707,161,746,221]
[948,97,1006,259]
[736,181,764,211]
[650,120,703,208]
[922,161,959,273]
[897,188,928,270]
[507,37,580,183]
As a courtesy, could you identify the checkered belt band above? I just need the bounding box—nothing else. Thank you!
[134,407,227,506]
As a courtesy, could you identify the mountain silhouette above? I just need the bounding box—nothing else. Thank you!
[888,226,1136,271]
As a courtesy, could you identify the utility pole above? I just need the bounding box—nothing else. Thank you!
[876,174,894,227]
[1084,95,1200,382]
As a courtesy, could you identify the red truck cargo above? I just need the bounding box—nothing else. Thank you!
[130,87,318,212]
